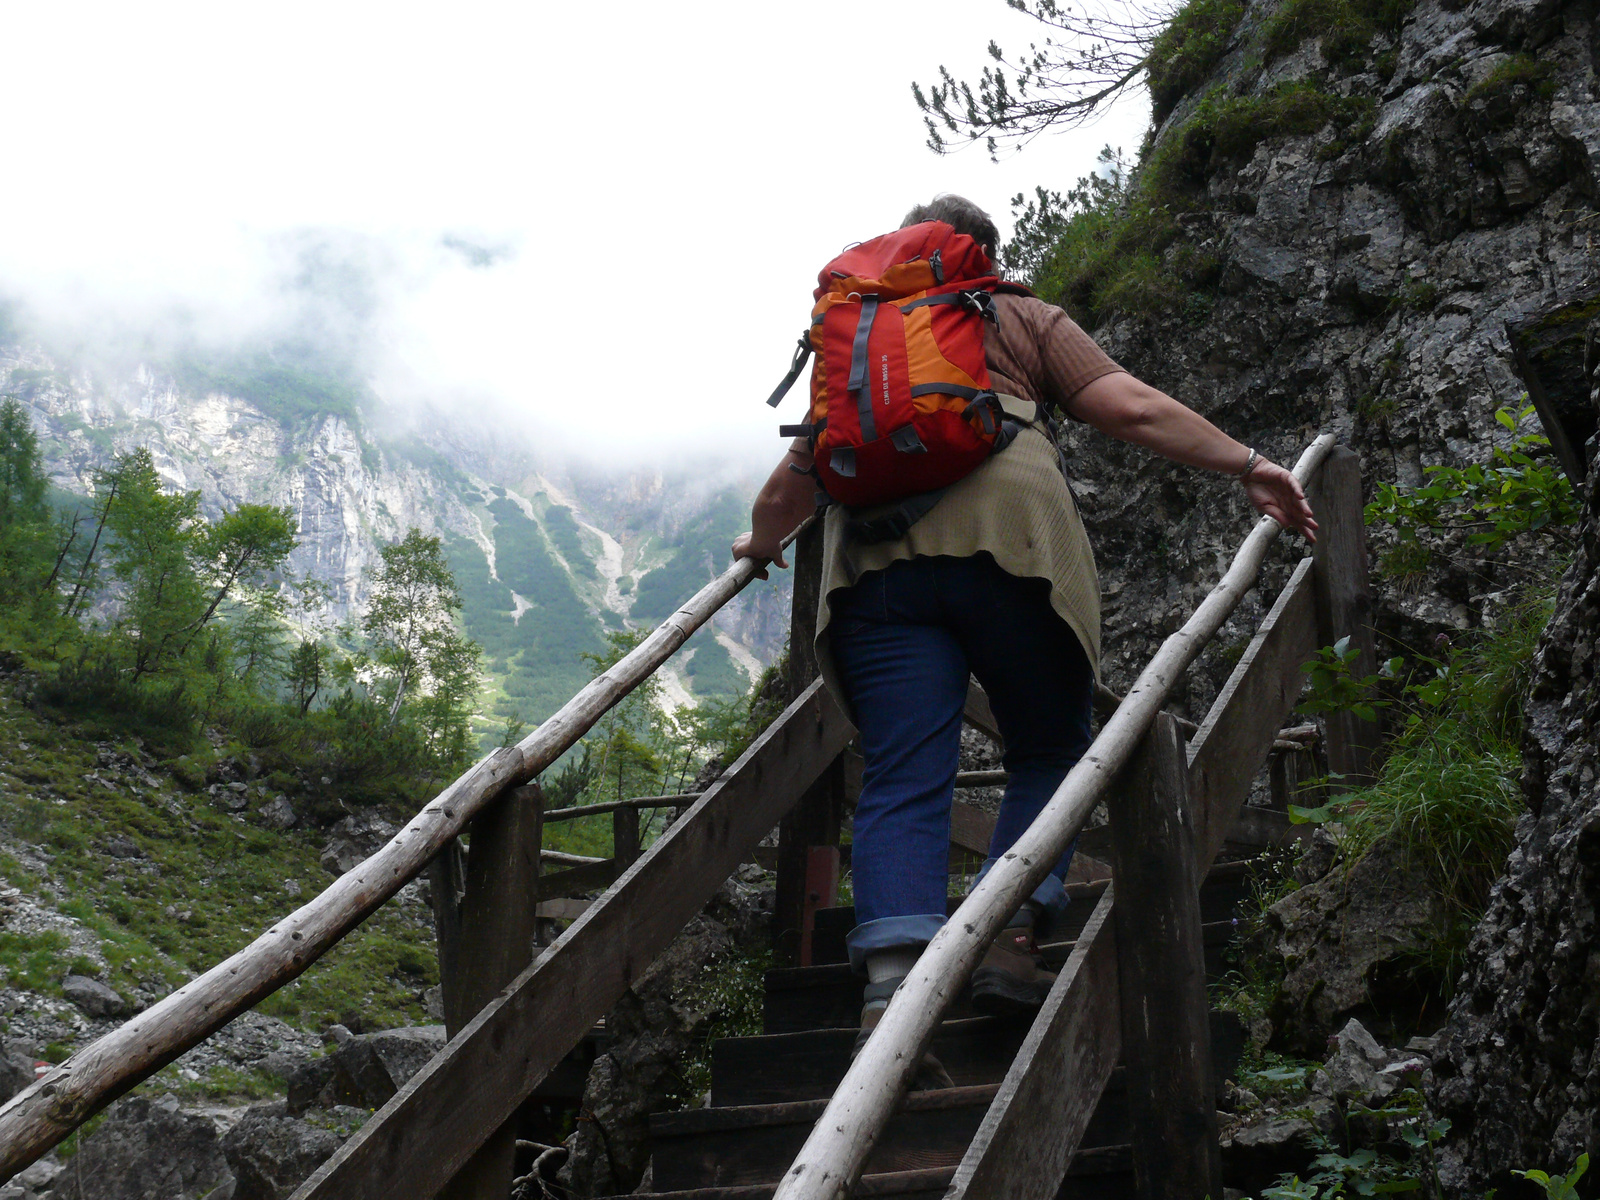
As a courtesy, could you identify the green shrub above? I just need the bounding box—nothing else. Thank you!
[1033,83,1373,323]
[1465,53,1556,104]
[1146,0,1247,122]
[1262,0,1415,66]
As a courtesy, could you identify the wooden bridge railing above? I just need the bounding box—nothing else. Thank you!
[0,521,816,1186]
[0,436,1374,1200]
[771,433,1348,1200]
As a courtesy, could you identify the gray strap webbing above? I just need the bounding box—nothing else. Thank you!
[830,447,857,478]
[847,296,879,440]
[890,425,928,454]
[846,488,948,544]
[909,382,984,400]
[767,335,812,408]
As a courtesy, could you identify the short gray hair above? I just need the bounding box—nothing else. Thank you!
[901,195,999,256]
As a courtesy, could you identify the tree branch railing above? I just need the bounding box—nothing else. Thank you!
[770,432,1337,1200]
[0,519,814,1182]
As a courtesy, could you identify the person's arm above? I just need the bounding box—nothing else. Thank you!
[732,438,815,577]
[1066,371,1319,542]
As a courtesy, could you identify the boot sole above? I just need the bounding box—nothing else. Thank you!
[969,966,1053,1018]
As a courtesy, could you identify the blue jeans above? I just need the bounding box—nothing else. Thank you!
[832,554,1095,973]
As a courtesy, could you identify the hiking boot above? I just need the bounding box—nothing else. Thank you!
[970,923,1056,1018]
[853,978,954,1092]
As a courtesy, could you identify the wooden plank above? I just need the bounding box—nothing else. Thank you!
[427,840,465,1025]
[290,677,855,1200]
[962,680,1003,744]
[774,521,845,965]
[1108,715,1221,1200]
[534,897,592,922]
[0,517,807,1182]
[542,793,700,823]
[1306,446,1379,788]
[613,806,641,869]
[949,800,996,858]
[1188,556,1318,869]
[438,783,542,1200]
[534,858,619,899]
[946,887,1121,1200]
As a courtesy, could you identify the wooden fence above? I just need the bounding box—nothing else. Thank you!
[0,437,1376,1200]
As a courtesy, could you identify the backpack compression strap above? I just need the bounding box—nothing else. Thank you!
[766,335,813,408]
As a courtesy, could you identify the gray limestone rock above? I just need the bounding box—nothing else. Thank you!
[60,974,128,1019]
[220,1101,365,1200]
[286,1025,444,1113]
[1267,835,1450,1055]
[318,811,397,877]
[49,1093,233,1200]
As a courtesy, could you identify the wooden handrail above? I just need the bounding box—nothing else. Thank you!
[0,520,812,1181]
[541,792,702,822]
[770,433,1336,1200]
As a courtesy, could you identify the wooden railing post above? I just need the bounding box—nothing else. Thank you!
[612,805,640,869]
[428,839,465,1021]
[774,519,845,965]
[1108,712,1222,1200]
[1306,445,1380,788]
[437,782,543,1200]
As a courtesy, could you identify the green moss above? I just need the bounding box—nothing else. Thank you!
[1262,0,1415,66]
[1037,83,1374,323]
[1146,0,1247,123]
[1465,53,1555,103]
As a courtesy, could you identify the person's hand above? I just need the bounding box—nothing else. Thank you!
[1243,460,1319,543]
[731,531,789,580]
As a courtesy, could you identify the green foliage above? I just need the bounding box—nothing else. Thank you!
[170,352,366,430]
[0,397,50,599]
[1465,53,1555,104]
[1365,406,1579,580]
[1026,84,1372,324]
[630,492,748,623]
[664,946,773,1108]
[1146,0,1246,122]
[1248,1086,1449,1197]
[1261,0,1416,67]
[1519,1153,1589,1200]
[1290,597,1546,982]
[357,529,481,767]
[1297,635,1391,726]
[543,505,597,578]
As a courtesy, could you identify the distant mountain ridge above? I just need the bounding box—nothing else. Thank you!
[0,340,790,738]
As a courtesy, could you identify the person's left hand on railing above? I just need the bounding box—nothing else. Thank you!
[732,530,788,580]
[1242,458,1319,544]
[734,439,817,580]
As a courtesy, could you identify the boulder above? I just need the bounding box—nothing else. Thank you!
[1311,1017,1430,1109]
[49,1093,232,1200]
[61,974,129,1019]
[221,1101,365,1200]
[287,1026,444,1113]
[1221,1116,1324,1196]
[0,1046,36,1105]
[1267,833,1449,1054]
[256,798,297,831]
[318,811,397,877]
[561,909,745,1196]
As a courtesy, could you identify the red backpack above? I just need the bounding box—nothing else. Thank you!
[767,221,1033,541]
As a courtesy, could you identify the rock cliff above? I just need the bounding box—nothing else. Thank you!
[1058,0,1598,713]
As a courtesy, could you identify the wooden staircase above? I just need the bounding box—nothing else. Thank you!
[611,865,1257,1200]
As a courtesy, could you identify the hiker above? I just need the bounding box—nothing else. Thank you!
[732,194,1317,1067]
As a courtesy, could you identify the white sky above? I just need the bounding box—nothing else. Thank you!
[0,1,1150,471]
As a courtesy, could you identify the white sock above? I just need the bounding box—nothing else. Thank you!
[865,948,921,986]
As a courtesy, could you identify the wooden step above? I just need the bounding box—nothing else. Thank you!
[808,861,1254,967]
[711,1016,1031,1106]
[612,1147,1133,1199]
[649,1084,999,1190]
[765,929,1241,1036]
